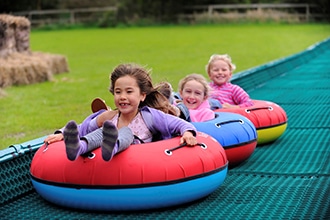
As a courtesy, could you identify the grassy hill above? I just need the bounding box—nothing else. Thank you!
[1,23,329,149]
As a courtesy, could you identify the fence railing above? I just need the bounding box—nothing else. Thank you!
[14,7,118,26]
[184,3,324,22]
[12,3,326,27]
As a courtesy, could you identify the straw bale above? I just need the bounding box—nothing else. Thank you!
[14,15,30,52]
[0,14,17,57]
[0,14,69,88]
[32,52,70,74]
[0,19,5,48]
[0,52,57,88]
[0,62,12,87]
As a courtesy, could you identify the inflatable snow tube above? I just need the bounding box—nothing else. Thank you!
[30,132,228,211]
[192,112,257,166]
[215,100,287,144]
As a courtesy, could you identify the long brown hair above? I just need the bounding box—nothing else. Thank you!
[109,63,177,116]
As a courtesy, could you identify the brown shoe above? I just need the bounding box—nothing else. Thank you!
[91,97,109,113]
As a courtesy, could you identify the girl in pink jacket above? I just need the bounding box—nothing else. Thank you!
[175,73,215,122]
[206,54,253,108]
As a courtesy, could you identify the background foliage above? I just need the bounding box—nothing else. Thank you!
[1,0,329,23]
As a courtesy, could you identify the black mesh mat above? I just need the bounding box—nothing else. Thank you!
[1,38,329,219]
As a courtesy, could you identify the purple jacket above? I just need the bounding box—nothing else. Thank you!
[57,107,196,141]
[56,109,107,137]
[140,106,196,141]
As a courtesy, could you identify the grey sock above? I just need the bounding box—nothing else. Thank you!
[116,127,134,152]
[102,121,118,161]
[64,120,81,161]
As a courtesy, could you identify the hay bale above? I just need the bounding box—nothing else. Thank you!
[3,52,53,86]
[14,15,30,53]
[0,19,5,53]
[0,14,31,56]
[0,14,69,89]
[0,62,12,87]
[0,14,17,58]
[32,52,70,74]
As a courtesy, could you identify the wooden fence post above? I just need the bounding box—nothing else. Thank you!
[306,4,310,22]
[70,11,75,24]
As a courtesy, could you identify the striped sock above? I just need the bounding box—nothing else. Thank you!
[64,120,80,161]
[102,121,118,161]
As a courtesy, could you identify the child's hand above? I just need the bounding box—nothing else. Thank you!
[44,133,64,145]
[180,131,197,146]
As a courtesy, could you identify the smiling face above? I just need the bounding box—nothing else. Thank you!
[180,79,207,110]
[208,59,232,86]
[113,75,146,117]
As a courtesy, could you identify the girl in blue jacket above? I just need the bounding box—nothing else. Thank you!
[44,63,197,161]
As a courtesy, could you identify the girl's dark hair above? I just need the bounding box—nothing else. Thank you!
[109,63,177,116]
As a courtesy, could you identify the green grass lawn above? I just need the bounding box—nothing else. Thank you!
[1,23,330,150]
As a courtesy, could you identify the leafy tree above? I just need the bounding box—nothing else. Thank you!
[0,0,59,12]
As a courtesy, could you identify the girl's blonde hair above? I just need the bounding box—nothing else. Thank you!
[178,73,211,98]
[205,54,236,74]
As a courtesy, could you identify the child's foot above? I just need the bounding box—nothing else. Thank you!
[102,121,118,161]
[63,120,80,161]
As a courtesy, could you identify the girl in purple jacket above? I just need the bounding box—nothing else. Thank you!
[44,63,197,162]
